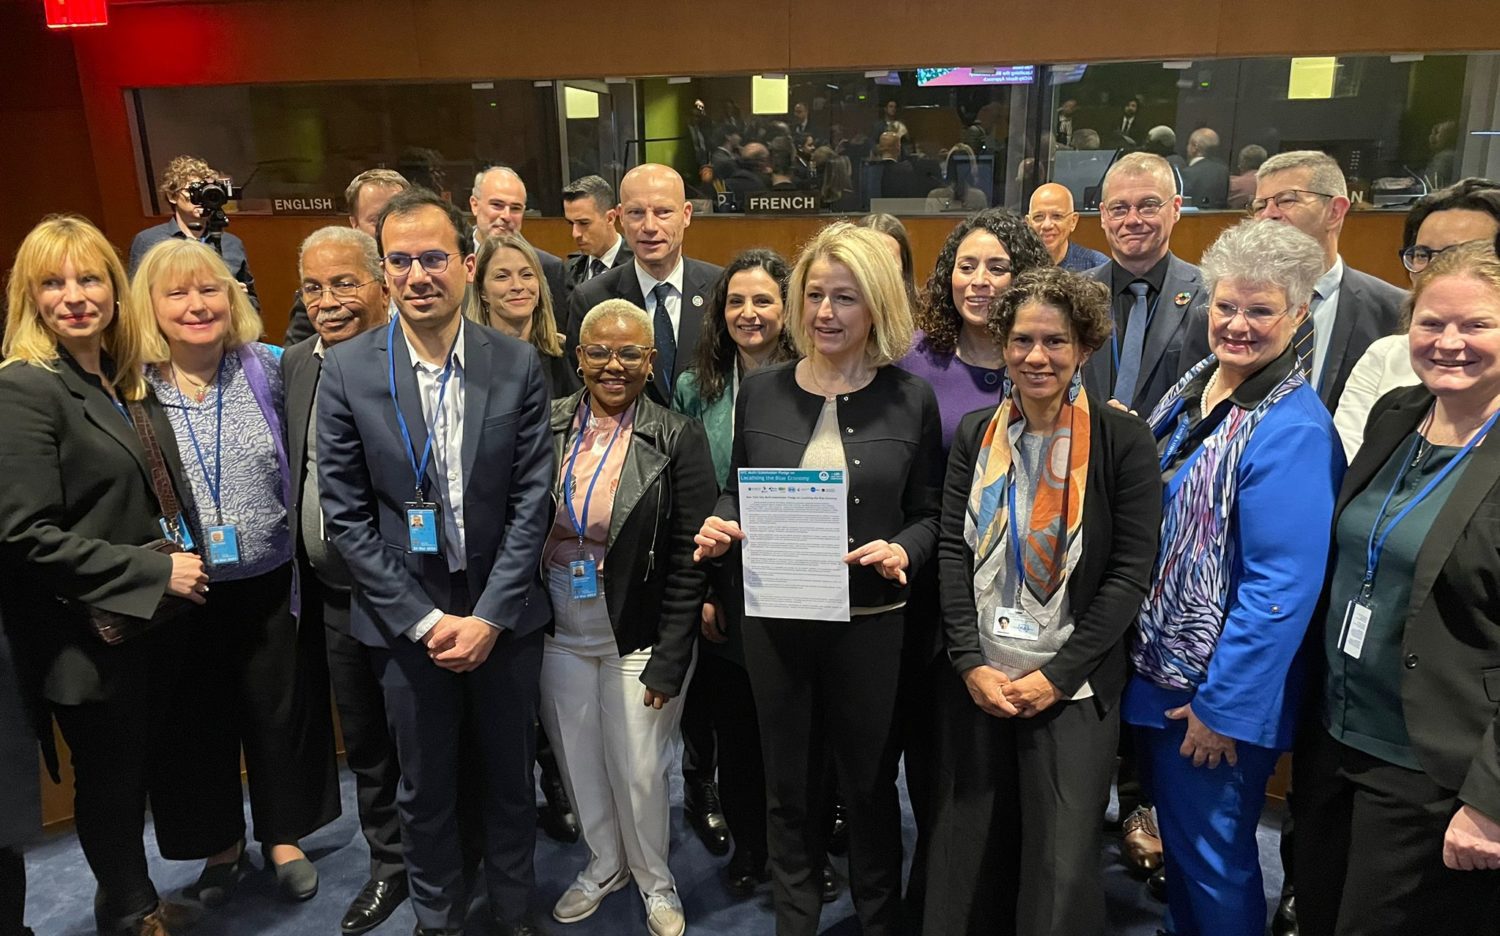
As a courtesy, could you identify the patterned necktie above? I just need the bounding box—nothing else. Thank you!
[1294,290,1320,382]
[590,257,606,279]
[1113,282,1150,406]
[651,282,676,395]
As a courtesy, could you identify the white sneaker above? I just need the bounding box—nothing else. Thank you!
[646,890,685,936]
[552,867,630,923]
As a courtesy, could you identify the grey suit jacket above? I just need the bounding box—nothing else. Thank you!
[1316,267,1406,412]
[1082,253,1211,415]
[565,255,724,405]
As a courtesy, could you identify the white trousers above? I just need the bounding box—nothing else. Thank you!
[539,568,693,902]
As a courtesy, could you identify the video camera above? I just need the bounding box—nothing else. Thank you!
[186,178,239,254]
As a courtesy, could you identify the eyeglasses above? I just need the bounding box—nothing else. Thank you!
[296,280,375,302]
[1210,300,1291,325]
[580,344,651,369]
[1028,211,1076,225]
[1103,199,1166,221]
[381,251,459,275]
[1400,241,1477,275]
[1248,189,1339,215]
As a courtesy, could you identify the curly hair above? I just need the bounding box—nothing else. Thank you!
[986,266,1113,355]
[691,249,797,405]
[918,208,1051,354]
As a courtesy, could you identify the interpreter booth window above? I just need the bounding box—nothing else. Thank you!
[128,80,564,218]
[1040,53,1493,214]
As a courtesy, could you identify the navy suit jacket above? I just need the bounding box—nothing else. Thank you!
[316,319,554,648]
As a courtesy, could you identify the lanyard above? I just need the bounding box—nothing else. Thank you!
[564,402,627,546]
[387,317,460,498]
[173,355,227,523]
[1159,410,1193,471]
[1362,408,1500,589]
[1006,478,1027,605]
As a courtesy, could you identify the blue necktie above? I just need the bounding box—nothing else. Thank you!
[1294,290,1321,383]
[589,257,606,279]
[1113,282,1150,405]
[651,282,676,395]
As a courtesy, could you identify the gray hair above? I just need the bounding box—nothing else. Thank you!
[299,226,382,280]
[1198,219,1324,310]
[562,175,616,214]
[1102,152,1177,201]
[344,169,409,215]
[1257,150,1348,199]
[472,165,525,202]
[579,298,654,343]
[1147,125,1177,150]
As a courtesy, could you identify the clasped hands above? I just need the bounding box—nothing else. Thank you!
[962,666,1062,719]
[693,517,910,584]
[422,614,499,672]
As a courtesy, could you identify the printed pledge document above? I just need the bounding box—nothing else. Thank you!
[737,468,850,622]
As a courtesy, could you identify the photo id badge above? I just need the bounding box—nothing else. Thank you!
[1341,598,1373,660]
[159,513,195,550]
[569,557,600,600]
[404,501,441,554]
[205,524,241,566]
[994,606,1041,641]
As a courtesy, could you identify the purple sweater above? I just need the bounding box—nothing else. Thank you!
[896,332,1005,452]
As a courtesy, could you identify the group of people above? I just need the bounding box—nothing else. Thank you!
[3,143,1500,936]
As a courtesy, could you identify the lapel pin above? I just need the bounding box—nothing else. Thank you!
[1174,291,1191,307]
[692,295,704,307]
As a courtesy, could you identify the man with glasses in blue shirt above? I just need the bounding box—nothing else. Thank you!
[129,154,260,310]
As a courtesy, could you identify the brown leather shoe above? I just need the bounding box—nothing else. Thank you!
[1121,806,1163,872]
[130,901,201,935]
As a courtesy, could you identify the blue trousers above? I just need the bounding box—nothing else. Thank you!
[1138,721,1280,936]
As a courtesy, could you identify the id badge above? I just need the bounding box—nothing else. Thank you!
[994,606,1041,641]
[404,501,441,554]
[159,513,195,550]
[569,557,600,600]
[205,524,241,566]
[1341,598,1373,660]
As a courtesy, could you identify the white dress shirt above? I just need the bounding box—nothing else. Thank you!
[401,320,470,642]
[634,257,685,341]
[1310,258,1345,389]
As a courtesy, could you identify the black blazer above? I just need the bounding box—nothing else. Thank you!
[284,335,320,574]
[1303,384,1500,818]
[0,357,194,706]
[939,396,1163,711]
[549,391,716,695]
[565,256,724,405]
[0,606,40,849]
[716,361,944,610]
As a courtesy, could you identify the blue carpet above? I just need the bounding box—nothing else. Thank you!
[18,761,1285,935]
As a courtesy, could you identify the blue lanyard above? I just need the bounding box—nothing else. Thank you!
[1159,410,1194,471]
[1362,409,1500,588]
[1006,478,1026,604]
[564,402,627,546]
[172,355,226,523]
[386,317,460,498]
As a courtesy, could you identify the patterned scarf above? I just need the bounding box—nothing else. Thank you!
[965,382,1091,606]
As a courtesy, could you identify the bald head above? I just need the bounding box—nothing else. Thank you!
[619,164,692,279]
[1188,128,1220,160]
[1028,183,1081,263]
[470,166,528,238]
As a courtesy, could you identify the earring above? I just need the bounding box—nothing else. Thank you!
[1067,368,1084,403]
[575,366,584,378]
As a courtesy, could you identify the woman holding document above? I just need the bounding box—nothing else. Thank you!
[924,266,1162,934]
[694,221,943,936]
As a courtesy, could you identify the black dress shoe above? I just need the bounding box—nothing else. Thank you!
[1272,894,1298,936]
[538,766,580,844]
[723,850,770,899]
[494,920,544,936]
[820,862,842,903]
[827,801,850,857]
[1146,865,1167,902]
[684,780,731,856]
[183,844,249,908]
[342,877,408,935]
[412,927,461,936]
[262,845,318,902]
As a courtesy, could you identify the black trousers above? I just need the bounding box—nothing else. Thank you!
[319,579,405,883]
[0,846,24,935]
[151,563,341,857]
[368,573,544,930]
[684,649,768,861]
[744,609,906,936]
[680,646,718,790]
[1293,727,1500,936]
[51,655,159,932]
[895,571,943,919]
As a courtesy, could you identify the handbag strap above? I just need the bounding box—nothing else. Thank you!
[125,397,184,541]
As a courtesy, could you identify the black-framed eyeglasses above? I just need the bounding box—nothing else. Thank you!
[296,280,375,302]
[1103,199,1166,221]
[1400,241,1480,275]
[579,344,651,369]
[1248,188,1340,215]
[381,251,459,275]
[1209,300,1291,325]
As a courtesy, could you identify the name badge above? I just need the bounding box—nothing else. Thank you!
[159,514,195,550]
[1341,598,1373,660]
[405,501,441,554]
[205,524,241,566]
[993,606,1041,641]
[570,557,600,600]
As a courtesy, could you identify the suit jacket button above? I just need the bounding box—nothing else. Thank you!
[1404,653,1418,669]
[853,497,861,504]
[845,427,854,434]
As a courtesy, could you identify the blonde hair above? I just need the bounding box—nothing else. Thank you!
[1406,240,1500,328]
[786,221,914,366]
[159,155,215,202]
[580,298,654,343]
[2,214,151,401]
[464,233,564,357]
[133,239,263,363]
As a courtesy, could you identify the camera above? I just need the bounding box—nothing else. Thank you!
[186,178,238,211]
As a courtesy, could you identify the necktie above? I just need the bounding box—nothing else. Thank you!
[651,282,676,395]
[590,258,606,279]
[1294,290,1321,382]
[1113,282,1150,406]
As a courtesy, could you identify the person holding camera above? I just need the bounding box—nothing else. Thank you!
[129,154,260,311]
